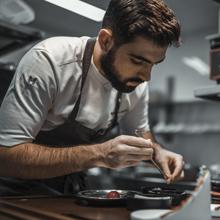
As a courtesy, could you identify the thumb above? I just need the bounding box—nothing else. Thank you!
[160,161,172,184]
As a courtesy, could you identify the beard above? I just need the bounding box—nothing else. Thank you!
[100,47,144,93]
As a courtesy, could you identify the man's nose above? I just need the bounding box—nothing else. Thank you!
[139,66,152,81]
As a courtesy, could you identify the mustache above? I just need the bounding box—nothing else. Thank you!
[126,78,145,84]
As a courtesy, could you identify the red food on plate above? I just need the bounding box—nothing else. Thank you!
[106,191,120,199]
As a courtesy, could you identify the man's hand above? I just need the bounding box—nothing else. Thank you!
[154,147,184,184]
[97,135,153,169]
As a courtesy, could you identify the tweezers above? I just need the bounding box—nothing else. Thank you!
[135,129,168,179]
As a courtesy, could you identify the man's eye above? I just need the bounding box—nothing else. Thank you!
[131,58,143,65]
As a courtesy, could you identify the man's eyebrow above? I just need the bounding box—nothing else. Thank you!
[129,53,165,64]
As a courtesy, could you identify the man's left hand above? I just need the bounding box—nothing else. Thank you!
[153,147,184,184]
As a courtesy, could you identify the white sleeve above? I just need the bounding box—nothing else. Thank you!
[0,49,57,147]
[120,83,150,135]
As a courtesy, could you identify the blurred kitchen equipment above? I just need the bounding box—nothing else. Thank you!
[194,2,220,99]
[210,47,220,81]
[209,163,220,203]
[209,163,220,178]
[0,62,16,105]
[0,20,44,57]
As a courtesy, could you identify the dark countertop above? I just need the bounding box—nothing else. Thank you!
[0,196,218,220]
[0,196,130,220]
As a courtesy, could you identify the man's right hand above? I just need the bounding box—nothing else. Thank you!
[97,135,154,169]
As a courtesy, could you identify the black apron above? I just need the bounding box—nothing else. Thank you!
[0,38,122,196]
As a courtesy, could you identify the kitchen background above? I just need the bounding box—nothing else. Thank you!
[0,0,220,167]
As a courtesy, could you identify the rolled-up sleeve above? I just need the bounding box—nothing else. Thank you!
[0,49,57,147]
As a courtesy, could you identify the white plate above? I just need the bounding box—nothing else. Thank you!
[130,209,172,220]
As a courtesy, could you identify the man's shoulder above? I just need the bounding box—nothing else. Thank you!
[31,36,91,65]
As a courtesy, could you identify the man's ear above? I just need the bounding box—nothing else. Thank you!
[98,29,114,52]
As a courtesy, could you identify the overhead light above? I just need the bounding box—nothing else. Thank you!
[44,0,105,22]
[0,0,35,24]
[182,56,209,76]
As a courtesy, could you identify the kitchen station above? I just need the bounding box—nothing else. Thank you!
[0,0,220,220]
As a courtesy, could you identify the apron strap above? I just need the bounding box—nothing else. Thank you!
[112,92,122,128]
[69,38,122,132]
[69,38,96,121]
[69,37,122,137]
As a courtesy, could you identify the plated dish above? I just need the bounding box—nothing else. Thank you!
[74,189,135,206]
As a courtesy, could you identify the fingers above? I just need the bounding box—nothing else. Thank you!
[116,135,153,148]
[154,148,184,184]
[108,156,152,170]
[117,160,140,169]
[160,161,172,184]
[103,135,154,169]
[103,148,153,169]
[126,154,153,161]
[112,149,153,168]
[163,156,184,183]
[116,156,153,169]
[171,158,185,182]
[125,146,154,156]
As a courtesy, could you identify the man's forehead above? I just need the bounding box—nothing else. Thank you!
[126,36,168,49]
[118,37,168,63]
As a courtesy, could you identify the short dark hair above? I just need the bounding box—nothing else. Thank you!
[102,0,181,47]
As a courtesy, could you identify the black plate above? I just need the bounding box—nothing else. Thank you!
[126,192,172,211]
[74,189,135,206]
[142,186,185,196]
[141,186,189,206]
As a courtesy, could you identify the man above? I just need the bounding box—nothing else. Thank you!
[0,0,184,196]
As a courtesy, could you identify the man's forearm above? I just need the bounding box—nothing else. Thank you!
[0,143,104,179]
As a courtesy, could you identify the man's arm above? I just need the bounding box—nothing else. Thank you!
[0,142,102,179]
[141,131,184,183]
[0,135,154,179]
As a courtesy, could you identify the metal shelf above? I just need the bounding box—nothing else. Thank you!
[0,20,44,57]
[194,85,220,101]
[153,123,220,134]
